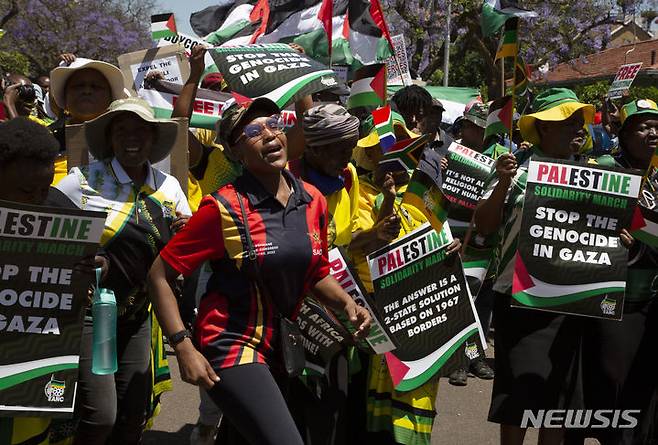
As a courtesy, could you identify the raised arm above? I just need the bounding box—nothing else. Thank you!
[172,45,207,168]
[474,152,517,236]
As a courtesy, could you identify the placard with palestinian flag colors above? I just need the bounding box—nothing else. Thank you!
[327,248,396,355]
[512,158,642,319]
[140,80,297,130]
[367,223,485,391]
[0,201,105,417]
[443,142,495,210]
[209,43,339,108]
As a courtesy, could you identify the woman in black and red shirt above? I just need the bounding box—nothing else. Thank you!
[148,97,371,445]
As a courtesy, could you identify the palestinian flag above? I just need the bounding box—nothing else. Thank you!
[379,134,430,171]
[514,56,531,96]
[403,167,450,235]
[481,0,537,37]
[151,13,177,40]
[372,105,395,150]
[494,18,518,61]
[193,0,393,69]
[387,85,480,124]
[347,64,386,109]
[632,164,658,247]
[484,95,513,140]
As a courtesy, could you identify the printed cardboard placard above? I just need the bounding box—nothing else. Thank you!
[297,298,350,373]
[443,142,495,210]
[367,223,485,391]
[117,44,190,93]
[327,247,396,355]
[385,35,412,86]
[608,62,643,99]
[0,201,105,417]
[512,158,642,319]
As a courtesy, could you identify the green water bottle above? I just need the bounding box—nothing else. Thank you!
[91,268,117,375]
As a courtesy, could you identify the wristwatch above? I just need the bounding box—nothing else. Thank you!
[168,329,192,347]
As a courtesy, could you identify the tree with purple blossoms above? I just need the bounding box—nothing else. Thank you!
[383,0,653,97]
[0,0,154,75]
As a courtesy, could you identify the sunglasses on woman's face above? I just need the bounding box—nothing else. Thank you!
[236,115,284,143]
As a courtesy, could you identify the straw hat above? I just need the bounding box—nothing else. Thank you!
[518,88,595,146]
[50,58,130,109]
[84,98,179,164]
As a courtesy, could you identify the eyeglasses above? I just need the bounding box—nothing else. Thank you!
[235,115,284,143]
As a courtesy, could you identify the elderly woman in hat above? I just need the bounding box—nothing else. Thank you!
[147,97,371,445]
[49,55,131,184]
[55,97,190,444]
[474,88,605,445]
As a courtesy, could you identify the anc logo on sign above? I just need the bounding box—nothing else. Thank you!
[600,297,617,316]
[464,341,480,360]
[44,375,66,403]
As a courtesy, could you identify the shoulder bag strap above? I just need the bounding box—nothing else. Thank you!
[233,189,283,317]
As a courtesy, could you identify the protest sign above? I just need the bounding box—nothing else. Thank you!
[443,142,495,210]
[631,142,658,247]
[385,35,412,86]
[327,248,395,355]
[157,31,220,77]
[332,65,349,84]
[65,118,190,196]
[209,43,338,108]
[297,298,350,373]
[367,223,485,391]
[512,159,642,319]
[0,201,105,417]
[608,62,643,100]
[140,81,297,130]
[118,45,190,93]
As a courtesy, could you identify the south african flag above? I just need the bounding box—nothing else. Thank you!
[403,168,450,235]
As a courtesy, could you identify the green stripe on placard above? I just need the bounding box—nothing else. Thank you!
[0,363,78,391]
[395,328,478,392]
[152,106,218,130]
[512,287,625,308]
[152,29,176,40]
[270,70,334,107]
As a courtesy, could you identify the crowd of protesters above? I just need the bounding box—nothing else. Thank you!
[0,35,657,445]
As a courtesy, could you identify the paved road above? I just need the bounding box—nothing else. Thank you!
[143,347,595,444]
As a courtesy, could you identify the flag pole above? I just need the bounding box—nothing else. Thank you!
[500,57,505,97]
[508,34,519,153]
